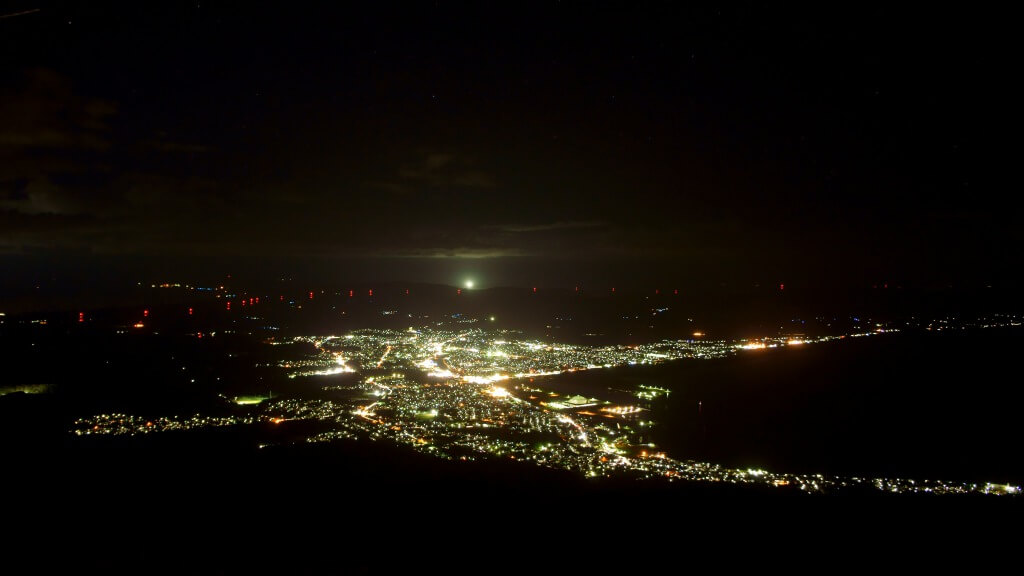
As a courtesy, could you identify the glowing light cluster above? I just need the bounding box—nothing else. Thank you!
[464,373,508,385]
[309,365,355,376]
[512,370,563,378]
[487,386,510,398]
[601,405,643,415]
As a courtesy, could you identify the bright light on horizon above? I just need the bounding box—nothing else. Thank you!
[465,280,474,289]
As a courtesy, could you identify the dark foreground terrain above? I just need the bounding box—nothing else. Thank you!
[5,434,1021,569]
[2,315,1022,569]
[4,398,1021,571]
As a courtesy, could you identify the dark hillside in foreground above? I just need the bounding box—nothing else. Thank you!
[5,429,1021,570]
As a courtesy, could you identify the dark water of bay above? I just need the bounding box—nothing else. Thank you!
[538,327,1024,485]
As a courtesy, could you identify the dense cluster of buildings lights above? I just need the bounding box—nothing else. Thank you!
[61,311,1023,498]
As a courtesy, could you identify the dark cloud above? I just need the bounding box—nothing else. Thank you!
[372,247,526,260]
[391,152,495,191]
[0,70,120,249]
[0,69,115,152]
[143,139,213,154]
[453,171,495,189]
[1,177,77,215]
[495,221,605,233]
[423,153,454,171]
[0,68,235,254]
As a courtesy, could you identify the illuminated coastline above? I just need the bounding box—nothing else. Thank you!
[70,320,1023,497]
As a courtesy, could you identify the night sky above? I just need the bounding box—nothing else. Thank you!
[1,3,1019,295]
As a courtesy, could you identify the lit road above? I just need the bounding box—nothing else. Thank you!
[376,345,392,368]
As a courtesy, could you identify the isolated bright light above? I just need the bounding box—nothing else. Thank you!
[465,280,474,289]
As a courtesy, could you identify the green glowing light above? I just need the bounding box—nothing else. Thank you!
[234,395,269,405]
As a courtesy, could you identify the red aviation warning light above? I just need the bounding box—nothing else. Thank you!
[368,289,373,297]
[78,312,84,323]
[674,289,678,295]
[188,307,193,316]
[405,289,409,295]
[349,290,354,298]
[249,297,254,306]
[533,287,537,293]
[779,283,785,291]
[611,287,616,293]
[143,309,149,318]
[280,295,284,301]
[309,291,314,299]
[226,301,231,311]
[255,297,259,304]
[457,289,462,295]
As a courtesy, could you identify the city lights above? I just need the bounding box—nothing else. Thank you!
[65,318,1023,498]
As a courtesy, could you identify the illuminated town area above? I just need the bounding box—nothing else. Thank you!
[70,322,1021,496]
